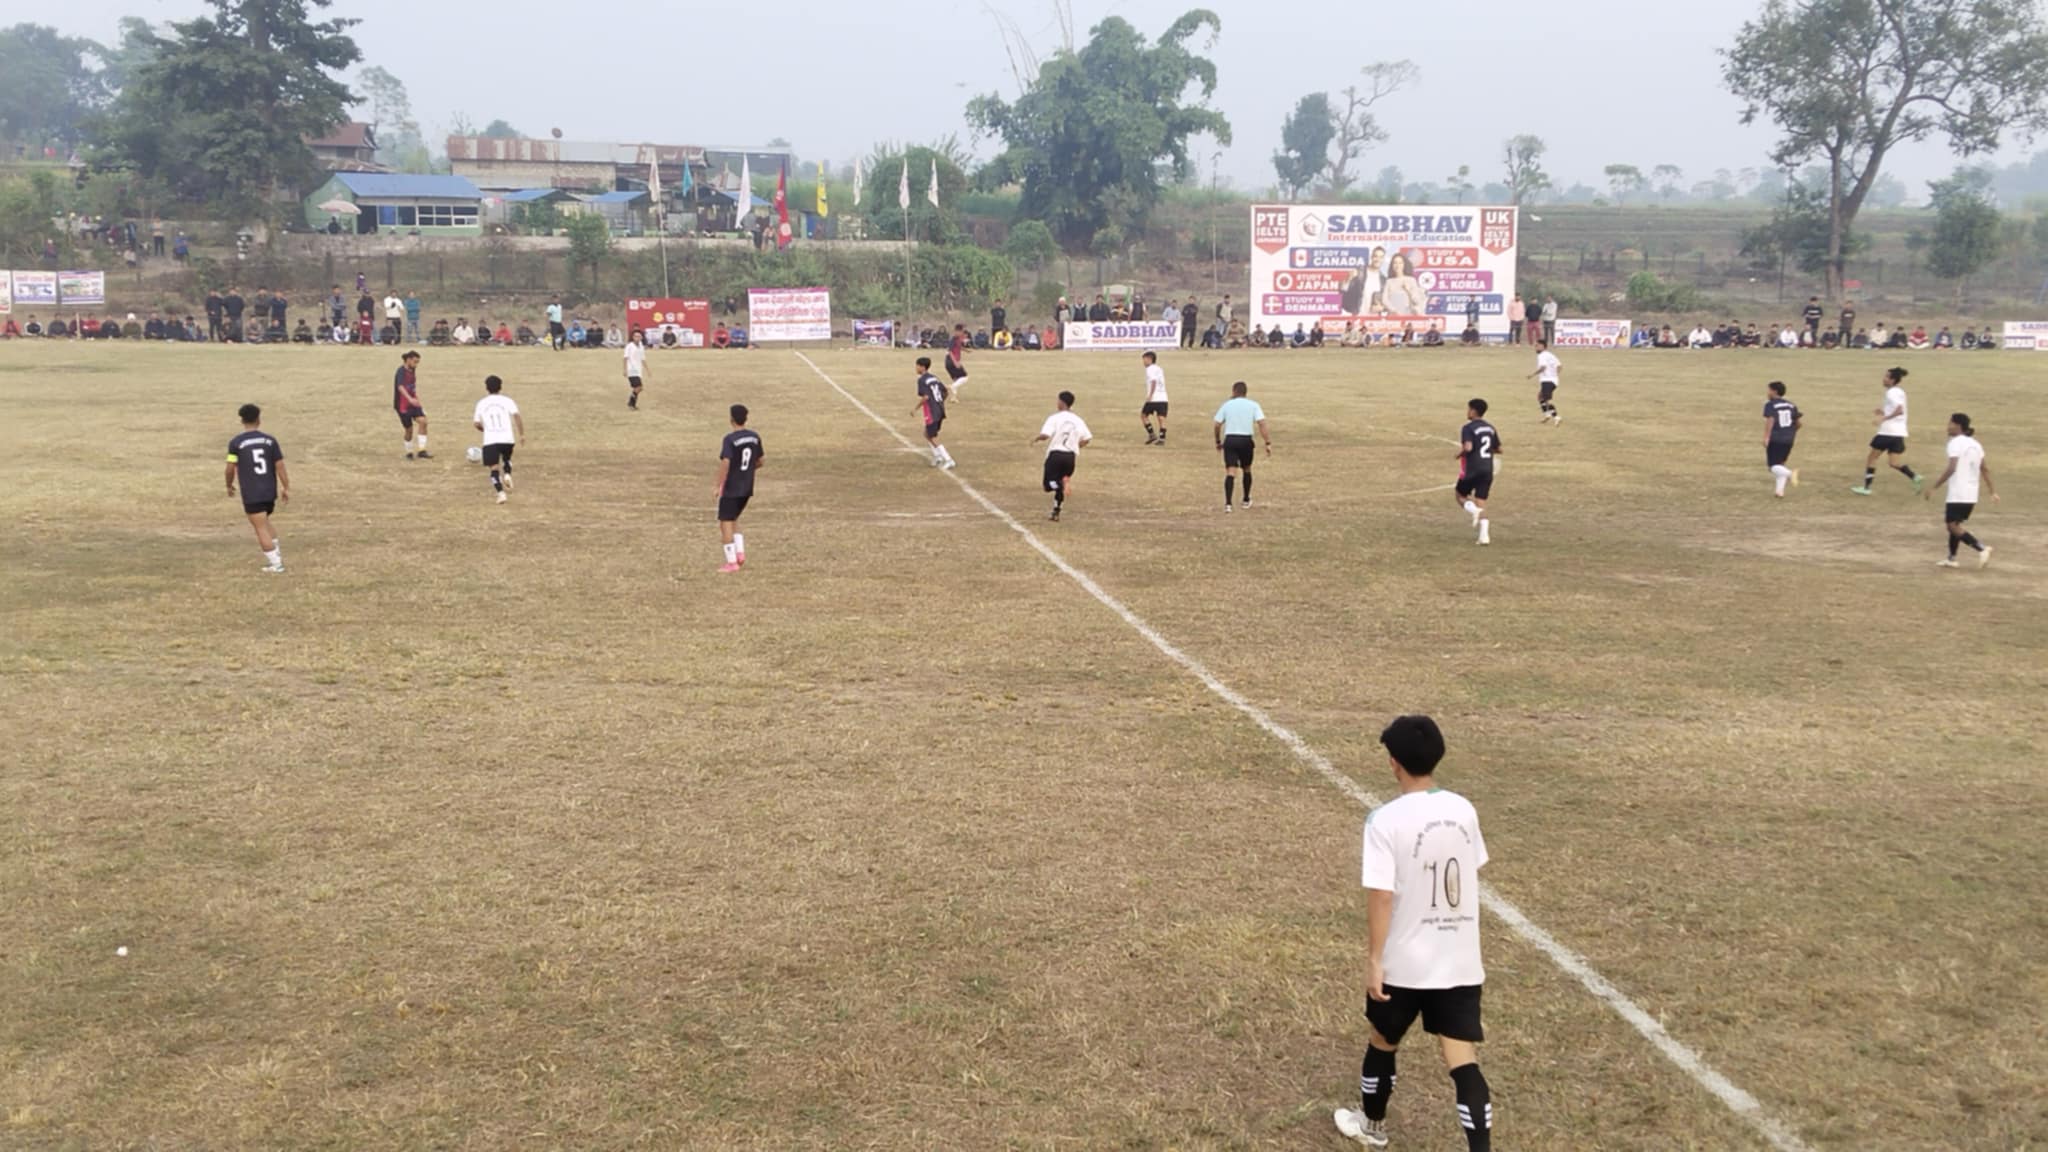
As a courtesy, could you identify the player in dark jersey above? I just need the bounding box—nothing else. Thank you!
[392,350,431,459]
[914,356,956,469]
[715,404,763,573]
[945,324,970,400]
[1763,381,1803,498]
[1456,398,1500,547]
[224,403,289,573]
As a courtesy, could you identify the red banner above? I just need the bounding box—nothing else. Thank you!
[625,297,712,348]
[774,165,793,250]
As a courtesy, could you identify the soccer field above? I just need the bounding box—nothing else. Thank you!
[3,340,2044,1150]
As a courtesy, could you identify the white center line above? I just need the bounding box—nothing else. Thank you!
[794,351,1811,1152]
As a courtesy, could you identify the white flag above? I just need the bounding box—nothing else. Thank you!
[647,155,662,224]
[853,156,863,206]
[897,159,910,211]
[927,158,940,208]
[737,154,751,221]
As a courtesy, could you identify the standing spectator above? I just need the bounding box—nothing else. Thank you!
[172,231,188,262]
[1465,296,1481,337]
[355,290,376,337]
[990,297,1008,336]
[404,290,422,344]
[1508,293,1525,345]
[1132,293,1146,322]
[269,288,287,338]
[251,286,272,328]
[151,219,165,258]
[1838,299,1856,347]
[1523,296,1542,346]
[223,286,246,343]
[1802,295,1824,342]
[1088,294,1110,322]
[1540,295,1557,345]
[328,285,346,330]
[1216,295,1233,328]
[1181,298,1199,348]
[545,296,566,351]
[1054,296,1071,327]
[384,290,404,342]
[203,288,223,341]
[355,271,367,294]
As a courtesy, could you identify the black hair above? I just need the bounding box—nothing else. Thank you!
[238,403,261,424]
[916,356,931,370]
[1379,715,1446,776]
[485,375,502,393]
[1468,397,1488,416]
[1142,351,1156,362]
[731,404,749,426]
[1887,366,1908,383]
[1768,381,1786,396]
[402,350,420,361]
[1058,390,1075,408]
[1951,411,1972,435]
[1231,381,1248,396]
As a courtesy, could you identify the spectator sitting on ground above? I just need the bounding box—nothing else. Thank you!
[1738,323,1760,347]
[23,315,41,337]
[1869,322,1890,348]
[1933,326,1953,349]
[474,321,494,346]
[604,325,624,348]
[1851,328,1871,349]
[47,319,69,338]
[514,323,537,345]
[730,326,750,348]
[79,315,100,338]
[143,313,165,340]
[712,323,731,348]
[1658,325,1681,348]
[1247,323,1266,347]
[293,319,314,343]
[1,318,18,338]
[1819,328,1840,348]
[566,320,587,346]
[495,322,512,345]
[1687,324,1713,348]
[452,319,476,345]
[103,316,124,339]
[1400,321,1418,346]
[993,328,1013,350]
[1293,323,1311,347]
[1043,324,1062,349]
[1777,325,1798,348]
[1341,321,1364,347]
[1421,325,1444,347]
[1460,320,1481,346]
[1799,327,1817,348]
[1308,324,1325,348]
[1224,317,1246,347]
[1630,324,1654,348]
[246,317,268,343]
[1907,325,1930,350]
[429,318,451,345]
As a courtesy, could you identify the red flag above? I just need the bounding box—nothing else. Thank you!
[774,163,793,250]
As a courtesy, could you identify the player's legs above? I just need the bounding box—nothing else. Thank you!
[1143,406,1156,443]
[498,445,513,489]
[1888,449,1920,491]
[1856,445,1883,492]
[1156,408,1167,441]
[719,517,741,571]
[1439,1037,1493,1152]
[247,510,275,553]
[411,414,430,457]
[1223,464,1237,509]
[400,413,415,456]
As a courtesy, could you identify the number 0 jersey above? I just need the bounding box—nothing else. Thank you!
[720,429,764,499]
[1362,788,1488,989]
[227,430,284,504]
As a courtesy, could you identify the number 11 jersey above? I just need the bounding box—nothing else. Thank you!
[1362,788,1488,989]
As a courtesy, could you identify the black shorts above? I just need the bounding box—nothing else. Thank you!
[1043,449,1077,491]
[243,500,275,517]
[482,443,514,467]
[549,321,566,337]
[628,375,642,388]
[1870,435,1907,455]
[1767,441,1795,468]
[717,494,751,523]
[1456,471,1494,500]
[944,359,967,381]
[1538,381,1557,403]
[924,419,944,440]
[1946,502,1975,524]
[1366,983,1484,1045]
[1141,401,1169,417]
[398,408,424,429]
[1222,434,1256,469]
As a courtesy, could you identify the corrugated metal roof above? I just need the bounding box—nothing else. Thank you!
[335,173,482,199]
[497,188,566,202]
[579,191,648,204]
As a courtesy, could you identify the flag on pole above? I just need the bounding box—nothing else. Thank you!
[680,161,694,199]
[853,156,863,206]
[816,159,829,218]
[775,161,792,249]
[647,154,662,228]
[898,158,910,211]
[928,158,940,208]
[736,154,752,224]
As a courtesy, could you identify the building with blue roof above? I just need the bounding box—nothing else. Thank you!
[305,172,485,236]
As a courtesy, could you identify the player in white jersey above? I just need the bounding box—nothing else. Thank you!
[1926,412,1997,568]
[1852,366,1922,495]
[471,375,525,504]
[1033,390,1093,522]
[1527,340,1562,425]
[1335,715,1494,1152]
[1140,351,1170,445]
[623,329,647,410]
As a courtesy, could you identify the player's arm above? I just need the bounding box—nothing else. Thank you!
[275,460,290,502]
[713,455,730,497]
[1366,887,1394,1001]
[1460,437,1473,461]
[224,456,237,494]
[514,413,526,444]
[1982,459,1998,502]
[1213,417,1225,449]
[1256,417,1273,454]
[1763,416,1775,445]
[1924,458,1957,498]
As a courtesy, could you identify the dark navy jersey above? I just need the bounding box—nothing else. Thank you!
[393,366,420,412]
[1459,419,1500,473]
[1802,303,1824,325]
[227,430,283,503]
[720,429,763,499]
[1764,398,1801,442]
[917,373,948,423]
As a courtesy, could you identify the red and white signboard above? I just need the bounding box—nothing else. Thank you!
[1552,318,1633,349]
[625,297,711,347]
[747,287,832,342]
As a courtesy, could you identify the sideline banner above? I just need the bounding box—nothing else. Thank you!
[625,297,711,347]
[58,270,105,306]
[0,271,10,314]
[2000,320,2048,350]
[1553,318,1633,349]
[852,319,894,346]
[1249,204,1518,341]
[13,270,58,308]
[1062,319,1180,351]
[747,287,832,342]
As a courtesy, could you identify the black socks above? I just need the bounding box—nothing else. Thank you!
[1241,469,1253,501]
[1450,1063,1492,1152]
[1864,467,1877,486]
[1895,463,1918,480]
[1360,1046,1396,1121]
[1224,476,1235,504]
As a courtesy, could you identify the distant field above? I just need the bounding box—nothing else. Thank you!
[2,341,2044,1150]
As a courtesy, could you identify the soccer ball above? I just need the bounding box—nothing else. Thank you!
[465,445,483,464]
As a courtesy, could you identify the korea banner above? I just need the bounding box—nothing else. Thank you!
[747,287,832,342]
[625,297,711,347]
[2000,321,2048,350]
[1552,318,1633,349]
[1062,319,1181,351]
[58,270,106,307]
[1249,204,1518,341]
[852,319,895,347]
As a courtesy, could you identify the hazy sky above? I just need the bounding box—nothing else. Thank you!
[41,0,2043,199]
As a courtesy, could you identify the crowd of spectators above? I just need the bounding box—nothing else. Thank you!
[1627,317,2002,351]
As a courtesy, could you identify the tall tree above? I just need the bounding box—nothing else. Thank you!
[1501,135,1549,205]
[91,17,161,95]
[858,145,968,242]
[968,10,1231,250]
[1326,60,1418,195]
[1926,166,2004,298]
[1725,0,2048,299]
[1652,163,1684,200]
[1273,92,1334,200]
[480,119,521,139]
[0,24,108,149]
[358,65,429,172]
[1445,164,1473,204]
[95,0,360,217]
[1604,163,1646,205]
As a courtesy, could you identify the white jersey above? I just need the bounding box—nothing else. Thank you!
[1878,386,1909,438]
[624,342,646,377]
[473,394,519,445]
[1536,350,1561,383]
[1144,363,1168,403]
[1040,410,1091,455]
[1362,788,1488,989]
[1946,434,1985,503]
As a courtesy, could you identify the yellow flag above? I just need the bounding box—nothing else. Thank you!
[816,160,829,218]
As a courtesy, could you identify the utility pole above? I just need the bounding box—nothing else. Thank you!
[1209,151,1221,295]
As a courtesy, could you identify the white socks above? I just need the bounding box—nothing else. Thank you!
[416,434,427,451]
[1477,518,1490,544]
[723,542,737,565]
[934,446,953,464]
[734,534,745,558]
[1771,464,1790,495]
[264,547,281,566]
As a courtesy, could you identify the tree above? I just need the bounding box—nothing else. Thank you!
[1739,178,1867,276]
[1002,218,1060,269]
[859,145,969,241]
[1273,92,1335,200]
[565,210,610,286]
[1652,164,1684,200]
[94,0,360,218]
[1604,164,1646,205]
[1445,164,1473,204]
[91,17,161,96]
[481,119,520,139]
[1725,0,2048,299]
[968,10,1231,249]
[0,24,108,149]
[1326,60,1418,194]
[1373,165,1404,202]
[358,65,430,173]
[1925,168,2004,296]
[1502,135,1549,205]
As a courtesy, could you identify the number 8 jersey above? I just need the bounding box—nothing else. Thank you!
[1363,788,1489,989]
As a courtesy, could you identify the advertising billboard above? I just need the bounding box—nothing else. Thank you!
[1249,205,1518,340]
[12,270,58,308]
[1062,319,1181,351]
[1552,318,1633,349]
[58,270,106,307]
[747,287,832,342]
[852,319,895,346]
[625,297,711,347]
[2001,320,2048,350]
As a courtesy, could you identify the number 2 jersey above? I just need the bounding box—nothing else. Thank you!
[1362,788,1488,989]
[720,428,764,499]
[1459,419,1500,476]
[227,430,283,504]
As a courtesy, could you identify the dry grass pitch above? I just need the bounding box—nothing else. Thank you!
[2,339,2044,1151]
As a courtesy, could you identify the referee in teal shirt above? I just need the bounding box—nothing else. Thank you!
[1214,380,1271,512]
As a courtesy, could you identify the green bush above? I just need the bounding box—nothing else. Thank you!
[1623,270,1703,313]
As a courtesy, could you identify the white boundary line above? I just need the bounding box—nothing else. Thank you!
[793,352,1812,1152]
